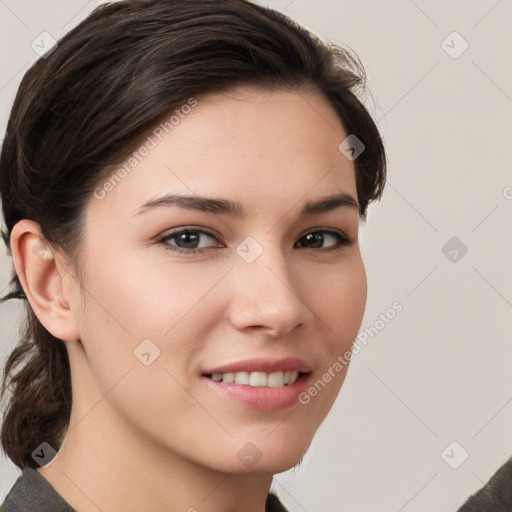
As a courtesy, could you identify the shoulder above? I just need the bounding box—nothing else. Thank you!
[1,465,75,512]
[456,457,512,512]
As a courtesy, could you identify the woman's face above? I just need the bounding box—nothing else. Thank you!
[68,85,367,474]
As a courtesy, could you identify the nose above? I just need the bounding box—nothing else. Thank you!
[226,240,314,338]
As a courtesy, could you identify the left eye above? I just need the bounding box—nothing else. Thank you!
[156,228,351,255]
[296,230,350,250]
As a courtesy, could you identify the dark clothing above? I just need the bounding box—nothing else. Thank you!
[5,458,512,511]
[456,457,512,512]
[1,466,74,512]
[1,465,289,511]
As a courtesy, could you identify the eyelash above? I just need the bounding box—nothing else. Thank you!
[155,227,353,256]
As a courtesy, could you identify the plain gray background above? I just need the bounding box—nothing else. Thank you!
[1,1,511,511]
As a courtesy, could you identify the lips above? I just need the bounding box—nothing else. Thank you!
[201,357,313,411]
[201,356,312,375]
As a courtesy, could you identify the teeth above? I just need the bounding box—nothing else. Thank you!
[209,370,300,387]
[249,371,268,386]
[267,371,283,387]
[222,372,234,383]
[234,371,249,385]
[287,371,299,385]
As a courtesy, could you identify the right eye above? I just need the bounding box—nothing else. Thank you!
[156,227,223,255]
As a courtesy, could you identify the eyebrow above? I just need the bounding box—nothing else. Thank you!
[133,191,359,218]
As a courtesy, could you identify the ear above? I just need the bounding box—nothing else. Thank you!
[9,219,81,342]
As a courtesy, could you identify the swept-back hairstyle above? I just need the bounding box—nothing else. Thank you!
[0,0,386,469]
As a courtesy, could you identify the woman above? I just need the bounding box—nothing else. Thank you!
[0,0,386,510]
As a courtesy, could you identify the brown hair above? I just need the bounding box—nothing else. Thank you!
[0,0,386,470]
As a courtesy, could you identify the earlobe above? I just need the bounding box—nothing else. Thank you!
[9,219,80,342]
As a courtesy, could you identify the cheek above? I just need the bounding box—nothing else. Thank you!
[80,247,196,335]
[79,246,367,375]
[75,250,223,382]
[288,258,366,443]
[72,255,210,435]
[315,256,367,348]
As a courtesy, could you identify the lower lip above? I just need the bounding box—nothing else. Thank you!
[202,373,311,411]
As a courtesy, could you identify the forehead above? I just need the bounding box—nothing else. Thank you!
[89,86,356,221]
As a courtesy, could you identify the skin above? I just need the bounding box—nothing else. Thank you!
[10,85,367,512]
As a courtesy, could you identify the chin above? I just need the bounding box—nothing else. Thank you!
[261,453,307,475]
[196,434,313,475]
[223,452,308,475]
[238,436,313,475]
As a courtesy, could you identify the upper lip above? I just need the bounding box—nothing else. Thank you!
[202,357,312,375]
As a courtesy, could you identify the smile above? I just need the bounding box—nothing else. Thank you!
[201,357,313,411]
[204,370,302,387]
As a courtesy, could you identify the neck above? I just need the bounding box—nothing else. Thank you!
[37,403,273,512]
[36,364,274,512]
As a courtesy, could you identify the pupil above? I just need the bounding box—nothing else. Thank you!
[305,232,322,248]
[178,232,198,248]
